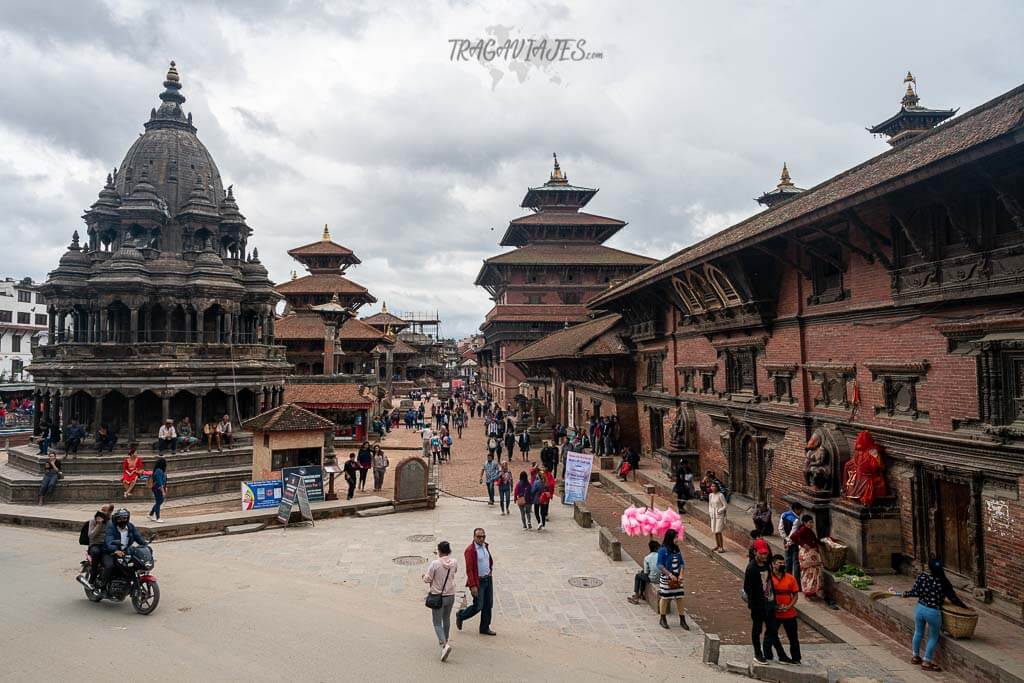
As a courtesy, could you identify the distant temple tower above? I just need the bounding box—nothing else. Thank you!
[869,72,957,146]
[756,163,806,208]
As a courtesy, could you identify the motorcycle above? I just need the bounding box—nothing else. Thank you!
[77,544,160,615]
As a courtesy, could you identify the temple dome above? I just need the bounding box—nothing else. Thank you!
[112,62,226,218]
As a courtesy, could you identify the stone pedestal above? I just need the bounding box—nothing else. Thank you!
[783,488,835,539]
[829,497,902,573]
[655,447,698,480]
[394,456,431,510]
[527,425,548,447]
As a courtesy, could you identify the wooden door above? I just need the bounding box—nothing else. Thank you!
[936,479,973,577]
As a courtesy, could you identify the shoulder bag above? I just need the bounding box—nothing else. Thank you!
[425,565,452,609]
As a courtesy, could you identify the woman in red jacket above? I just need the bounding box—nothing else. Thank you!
[540,466,556,523]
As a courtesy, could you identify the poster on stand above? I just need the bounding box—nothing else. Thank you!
[242,480,283,511]
[562,451,593,505]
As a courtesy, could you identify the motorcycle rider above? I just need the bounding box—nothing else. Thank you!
[84,504,114,587]
[99,508,147,588]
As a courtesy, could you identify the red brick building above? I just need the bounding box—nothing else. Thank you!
[474,155,655,406]
[515,80,1024,621]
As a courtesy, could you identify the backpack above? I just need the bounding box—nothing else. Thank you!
[79,521,91,546]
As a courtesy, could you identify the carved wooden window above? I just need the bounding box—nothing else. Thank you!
[806,363,855,409]
[700,368,716,394]
[671,275,703,315]
[725,347,757,394]
[867,362,929,421]
[526,294,543,304]
[679,368,696,393]
[527,270,542,284]
[765,364,797,404]
[644,352,666,391]
[808,241,845,304]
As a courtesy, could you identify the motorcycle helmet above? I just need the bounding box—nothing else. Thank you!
[113,508,130,525]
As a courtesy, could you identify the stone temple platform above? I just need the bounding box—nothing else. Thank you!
[0,435,255,504]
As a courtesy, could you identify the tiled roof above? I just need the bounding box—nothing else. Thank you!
[287,239,359,260]
[592,83,1024,306]
[283,383,373,407]
[242,403,336,432]
[508,314,627,362]
[508,211,626,226]
[338,317,389,341]
[275,312,324,339]
[276,274,374,297]
[482,243,656,267]
[481,304,590,324]
[390,338,418,355]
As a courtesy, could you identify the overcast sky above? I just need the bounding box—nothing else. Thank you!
[1,1,1021,338]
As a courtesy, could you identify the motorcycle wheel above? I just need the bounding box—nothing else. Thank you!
[131,581,160,615]
[84,585,102,602]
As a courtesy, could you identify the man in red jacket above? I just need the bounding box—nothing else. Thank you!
[455,527,496,636]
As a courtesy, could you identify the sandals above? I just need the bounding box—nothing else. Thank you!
[911,656,922,665]
[921,662,942,672]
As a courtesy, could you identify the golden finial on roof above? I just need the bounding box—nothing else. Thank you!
[381,301,388,313]
[322,224,331,241]
[549,152,567,184]
[778,163,794,189]
[166,60,179,83]
[290,270,297,280]
[901,71,920,108]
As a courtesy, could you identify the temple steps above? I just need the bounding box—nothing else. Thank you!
[0,459,251,504]
[7,443,253,476]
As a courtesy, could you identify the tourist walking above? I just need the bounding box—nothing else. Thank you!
[530,469,547,529]
[503,430,515,462]
[479,453,500,505]
[708,482,728,552]
[539,466,555,524]
[628,540,661,605]
[121,445,144,498]
[514,472,532,529]
[673,466,694,514]
[356,442,372,491]
[497,461,513,515]
[517,429,530,460]
[765,554,800,664]
[371,446,389,492]
[423,540,459,662]
[744,539,775,663]
[36,452,62,505]
[656,529,689,629]
[147,457,167,523]
[889,559,966,672]
[343,453,358,500]
[421,425,433,459]
[455,528,496,636]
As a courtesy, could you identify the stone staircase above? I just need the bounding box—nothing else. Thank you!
[0,434,255,504]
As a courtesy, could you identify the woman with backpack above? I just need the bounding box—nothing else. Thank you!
[514,471,532,529]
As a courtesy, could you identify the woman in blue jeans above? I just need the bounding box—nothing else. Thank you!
[147,457,167,523]
[891,558,965,672]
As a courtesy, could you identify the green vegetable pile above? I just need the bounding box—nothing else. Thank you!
[833,564,873,589]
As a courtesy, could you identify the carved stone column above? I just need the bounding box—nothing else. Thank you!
[129,307,140,344]
[93,394,104,432]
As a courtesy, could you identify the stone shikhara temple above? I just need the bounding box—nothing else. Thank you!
[30,62,290,442]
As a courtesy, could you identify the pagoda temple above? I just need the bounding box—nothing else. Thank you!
[474,155,656,406]
[869,72,957,146]
[275,226,391,376]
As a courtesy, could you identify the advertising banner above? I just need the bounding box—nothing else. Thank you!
[242,480,283,511]
[562,450,593,505]
[281,465,325,502]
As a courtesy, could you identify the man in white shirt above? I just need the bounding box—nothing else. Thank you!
[157,419,177,455]
[421,426,433,458]
[216,413,233,451]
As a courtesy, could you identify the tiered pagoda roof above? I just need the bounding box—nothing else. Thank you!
[868,72,957,147]
[756,163,806,208]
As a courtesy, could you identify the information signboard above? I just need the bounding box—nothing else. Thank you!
[281,465,325,502]
[562,451,594,505]
[242,480,283,511]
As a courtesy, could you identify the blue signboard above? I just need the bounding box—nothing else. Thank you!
[242,480,283,511]
[282,465,325,503]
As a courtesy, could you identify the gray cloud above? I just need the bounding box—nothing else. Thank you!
[0,1,1022,338]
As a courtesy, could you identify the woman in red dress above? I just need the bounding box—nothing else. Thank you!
[121,446,144,499]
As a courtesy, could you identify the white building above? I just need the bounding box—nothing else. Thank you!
[0,277,48,381]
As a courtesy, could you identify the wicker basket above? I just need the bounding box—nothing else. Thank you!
[820,538,849,572]
[941,603,978,639]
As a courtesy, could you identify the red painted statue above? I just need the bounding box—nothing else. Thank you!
[842,431,888,507]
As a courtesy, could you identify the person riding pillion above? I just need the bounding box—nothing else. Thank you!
[100,508,147,586]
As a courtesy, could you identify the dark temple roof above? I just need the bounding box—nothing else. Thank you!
[507,314,628,362]
[242,403,336,433]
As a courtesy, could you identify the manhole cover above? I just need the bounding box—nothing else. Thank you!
[406,534,435,543]
[392,555,428,566]
[568,576,604,588]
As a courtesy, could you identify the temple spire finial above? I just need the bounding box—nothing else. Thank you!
[322,223,331,241]
[902,71,919,108]
[381,301,388,313]
[549,152,567,183]
[166,60,179,83]
[70,231,80,249]
[778,162,794,188]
